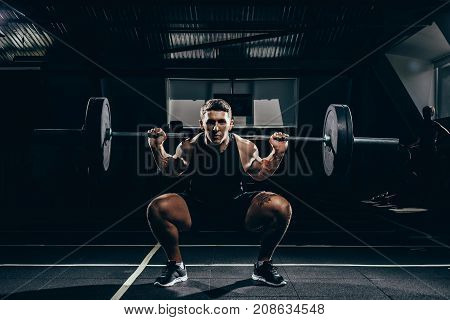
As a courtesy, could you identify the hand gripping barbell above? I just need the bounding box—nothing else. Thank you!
[33,97,399,177]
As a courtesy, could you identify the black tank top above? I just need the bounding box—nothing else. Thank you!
[185,133,245,202]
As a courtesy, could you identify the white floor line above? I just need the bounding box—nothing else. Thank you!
[1,263,450,268]
[110,243,161,300]
[0,244,443,248]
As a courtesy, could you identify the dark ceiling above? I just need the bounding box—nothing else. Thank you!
[0,0,448,71]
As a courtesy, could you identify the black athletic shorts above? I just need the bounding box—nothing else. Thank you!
[178,191,263,231]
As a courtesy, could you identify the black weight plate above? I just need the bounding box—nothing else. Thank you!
[322,104,353,177]
[84,97,111,175]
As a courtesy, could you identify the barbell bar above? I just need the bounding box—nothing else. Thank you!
[33,97,400,177]
[110,130,328,142]
[35,129,399,146]
[109,130,398,146]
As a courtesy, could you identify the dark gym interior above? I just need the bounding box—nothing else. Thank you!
[1,0,450,300]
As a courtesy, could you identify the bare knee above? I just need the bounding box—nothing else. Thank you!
[255,192,292,225]
[146,194,192,231]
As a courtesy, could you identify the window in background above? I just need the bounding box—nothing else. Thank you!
[437,63,450,119]
[167,78,298,127]
[213,93,253,126]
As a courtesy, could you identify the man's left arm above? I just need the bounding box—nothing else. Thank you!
[245,132,289,181]
[435,122,450,149]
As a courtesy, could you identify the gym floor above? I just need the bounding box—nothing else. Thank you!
[2,204,450,300]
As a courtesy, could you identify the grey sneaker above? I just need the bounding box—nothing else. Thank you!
[154,261,188,287]
[252,260,287,286]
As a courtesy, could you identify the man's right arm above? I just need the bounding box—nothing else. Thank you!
[150,143,189,176]
[148,128,191,176]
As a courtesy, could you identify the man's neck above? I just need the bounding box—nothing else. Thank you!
[204,133,230,153]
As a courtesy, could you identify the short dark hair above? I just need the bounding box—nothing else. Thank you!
[200,99,232,119]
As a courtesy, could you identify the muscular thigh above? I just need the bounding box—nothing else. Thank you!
[148,193,192,231]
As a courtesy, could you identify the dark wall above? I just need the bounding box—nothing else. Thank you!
[29,72,101,227]
[1,71,43,211]
[350,66,411,194]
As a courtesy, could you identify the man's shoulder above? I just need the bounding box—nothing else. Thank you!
[177,132,202,152]
[189,132,203,144]
[233,133,257,153]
